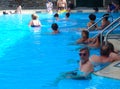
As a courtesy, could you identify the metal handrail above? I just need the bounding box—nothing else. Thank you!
[100,17,120,46]
[87,14,113,31]
[104,22,120,45]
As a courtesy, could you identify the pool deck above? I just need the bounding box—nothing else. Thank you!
[94,60,120,80]
[0,8,120,80]
[0,7,107,15]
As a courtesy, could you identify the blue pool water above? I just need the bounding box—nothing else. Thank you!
[0,12,120,89]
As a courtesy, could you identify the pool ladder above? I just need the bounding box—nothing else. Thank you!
[87,14,113,31]
[87,14,120,47]
[100,16,120,46]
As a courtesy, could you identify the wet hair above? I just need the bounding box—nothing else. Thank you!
[89,14,96,21]
[107,42,115,53]
[51,23,58,31]
[54,13,59,18]
[80,47,89,55]
[82,30,89,39]
[100,44,110,57]
[103,13,109,20]
[31,14,38,20]
[66,12,70,18]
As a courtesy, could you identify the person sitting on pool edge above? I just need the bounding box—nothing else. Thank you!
[51,23,60,34]
[53,47,93,85]
[29,13,42,27]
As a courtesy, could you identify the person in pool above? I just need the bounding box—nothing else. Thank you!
[76,30,89,44]
[51,23,60,34]
[65,12,70,19]
[97,13,110,30]
[107,41,120,62]
[54,47,93,85]
[89,43,113,71]
[66,47,94,79]
[87,13,97,31]
[54,13,59,20]
[29,14,42,27]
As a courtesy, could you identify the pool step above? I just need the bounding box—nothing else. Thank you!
[107,34,120,39]
[94,60,120,80]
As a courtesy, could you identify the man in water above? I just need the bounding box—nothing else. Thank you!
[66,47,93,79]
[54,47,93,85]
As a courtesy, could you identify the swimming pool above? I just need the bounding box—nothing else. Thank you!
[0,12,120,89]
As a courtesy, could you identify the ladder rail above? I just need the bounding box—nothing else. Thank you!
[100,17,120,46]
[104,23,120,45]
[87,14,113,31]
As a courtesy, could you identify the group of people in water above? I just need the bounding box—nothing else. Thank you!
[3,0,119,82]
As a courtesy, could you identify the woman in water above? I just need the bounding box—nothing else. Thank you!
[29,14,41,27]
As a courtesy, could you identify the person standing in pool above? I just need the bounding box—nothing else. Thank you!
[89,43,114,71]
[87,13,97,31]
[67,47,94,79]
[51,23,60,34]
[97,13,110,30]
[54,47,93,85]
[29,14,42,27]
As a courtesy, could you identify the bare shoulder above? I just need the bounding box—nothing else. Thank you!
[90,55,101,62]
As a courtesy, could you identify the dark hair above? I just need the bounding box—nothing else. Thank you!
[82,30,89,39]
[100,44,110,57]
[54,13,59,17]
[80,47,89,55]
[103,13,109,20]
[3,11,8,15]
[89,14,96,21]
[66,12,70,18]
[107,42,115,53]
[51,23,58,31]
[93,7,99,12]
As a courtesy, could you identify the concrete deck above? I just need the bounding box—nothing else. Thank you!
[0,7,107,15]
[94,60,120,80]
[108,38,120,51]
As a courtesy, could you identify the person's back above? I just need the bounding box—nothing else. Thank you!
[29,14,41,27]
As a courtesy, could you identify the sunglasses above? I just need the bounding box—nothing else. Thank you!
[79,53,86,56]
